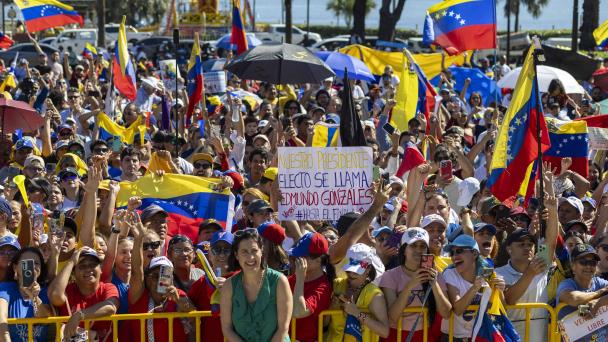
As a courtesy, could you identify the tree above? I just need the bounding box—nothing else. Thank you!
[352,0,375,40]
[326,0,375,27]
[377,0,406,41]
[580,0,599,50]
[503,0,549,32]
[106,0,168,26]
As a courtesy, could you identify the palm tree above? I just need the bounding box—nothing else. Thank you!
[327,0,375,28]
[326,0,346,26]
[503,0,549,32]
[580,0,600,50]
[377,0,407,41]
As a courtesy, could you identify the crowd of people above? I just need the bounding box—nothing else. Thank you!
[0,32,606,342]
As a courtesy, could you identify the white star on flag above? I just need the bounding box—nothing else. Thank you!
[455,14,461,19]
[449,11,454,16]
[460,19,465,25]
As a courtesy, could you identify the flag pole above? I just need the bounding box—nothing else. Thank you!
[532,36,546,237]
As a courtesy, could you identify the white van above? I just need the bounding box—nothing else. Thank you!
[51,29,97,53]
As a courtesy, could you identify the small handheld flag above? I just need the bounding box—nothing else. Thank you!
[231,0,249,54]
[594,19,608,50]
[112,16,137,100]
[186,33,204,126]
[14,0,84,32]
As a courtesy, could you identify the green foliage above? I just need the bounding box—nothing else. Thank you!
[325,0,376,27]
[106,0,168,26]
[296,24,417,40]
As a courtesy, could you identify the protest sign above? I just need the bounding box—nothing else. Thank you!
[559,305,608,342]
[159,59,181,89]
[278,146,374,221]
[204,71,227,94]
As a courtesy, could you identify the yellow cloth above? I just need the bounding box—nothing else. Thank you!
[56,153,88,176]
[339,44,471,80]
[434,255,452,273]
[0,74,16,92]
[96,112,144,144]
[392,51,420,132]
[327,277,383,342]
[146,152,174,174]
[273,84,297,112]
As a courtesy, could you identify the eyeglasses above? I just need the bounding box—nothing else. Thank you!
[449,247,472,256]
[194,162,212,170]
[172,247,194,255]
[235,228,258,237]
[577,259,599,267]
[143,241,161,250]
[211,247,231,255]
[93,148,108,154]
[598,244,608,253]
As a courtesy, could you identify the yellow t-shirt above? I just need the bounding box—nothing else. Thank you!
[327,277,383,342]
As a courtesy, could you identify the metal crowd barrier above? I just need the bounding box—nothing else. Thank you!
[6,303,566,342]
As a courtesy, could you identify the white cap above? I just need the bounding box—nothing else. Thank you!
[324,77,333,82]
[400,227,430,246]
[253,134,270,143]
[421,214,447,229]
[457,177,480,207]
[141,77,160,90]
[389,176,404,187]
[559,196,584,215]
[149,256,173,269]
[258,120,269,128]
[342,243,385,277]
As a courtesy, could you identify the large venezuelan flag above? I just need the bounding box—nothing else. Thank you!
[594,19,608,50]
[312,122,341,147]
[231,0,249,54]
[423,0,497,55]
[117,174,235,242]
[112,16,137,101]
[543,118,589,177]
[186,33,204,125]
[14,0,83,32]
[487,47,550,202]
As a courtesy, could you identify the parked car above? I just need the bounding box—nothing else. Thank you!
[105,23,152,45]
[310,37,350,51]
[134,36,173,60]
[255,24,321,45]
[39,37,57,46]
[0,43,59,64]
[51,29,97,53]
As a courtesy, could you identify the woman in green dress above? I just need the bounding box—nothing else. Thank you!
[220,228,293,342]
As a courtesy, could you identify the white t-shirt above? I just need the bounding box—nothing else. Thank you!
[495,262,549,342]
[441,268,484,338]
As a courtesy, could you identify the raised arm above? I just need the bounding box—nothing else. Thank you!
[101,210,128,283]
[75,161,101,248]
[48,248,81,307]
[128,210,146,305]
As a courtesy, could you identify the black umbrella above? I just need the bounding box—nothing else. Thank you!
[224,43,335,84]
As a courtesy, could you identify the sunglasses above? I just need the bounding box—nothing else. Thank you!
[143,241,161,250]
[61,174,78,182]
[449,247,473,256]
[235,228,258,237]
[598,244,608,253]
[93,148,108,154]
[577,259,599,267]
[211,247,231,255]
[194,162,212,170]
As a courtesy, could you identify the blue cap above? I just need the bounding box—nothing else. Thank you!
[325,113,340,124]
[58,124,72,132]
[447,234,479,253]
[196,241,211,255]
[384,201,395,212]
[0,236,20,250]
[583,196,597,209]
[14,138,34,150]
[210,231,234,246]
[372,226,393,238]
[474,223,496,235]
[288,232,328,257]
[0,197,12,217]
[79,247,101,263]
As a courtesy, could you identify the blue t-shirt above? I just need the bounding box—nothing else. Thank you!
[0,281,49,342]
[111,272,130,314]
[556,277,608,319]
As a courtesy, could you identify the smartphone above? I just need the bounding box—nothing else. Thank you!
[21,259,35,287]
[381,171,390,186]
[88,90,101,97]
[111,138,122,153]
[157,265,173,294]
[481,267,494,279]
[373,165,380,182]
[382,122,396,135]
[386,231,403,249]
[537,243,551,266]
[439,160,453,180]
[420,254,435,269]
[45,163,56,175]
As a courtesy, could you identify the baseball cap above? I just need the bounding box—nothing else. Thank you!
[325,113,340,124]
[447,234,480,253]
[564,220,588,233]
[389,176,404,187]
[248,199,273,214]
[342,243,385,277]
[0,197,12,217]
[258,120,269,128]
[257,221,285,245]
[474,222,497,235]
[0,236,20,250]
[78,247,101,263]
[509,206,531,220]
[445,126,464,137]
[336,212,361,237]
[192,153,214,165]
[400,227,430,246]
[384,200,396,213]
[62,217,78,235]
[133,131,151,144]
[200,219,223,232]
[24,155,44,168]
[559,196,584,215]
[58,167,79,179]
[570,244,600,261]
[58,124,73,133]
[479,196,504,216]
[262,167,278,181]
[582,196,597,209]
[196,241,211,255]
[253,134,270,144]
[149,256,174,269]
[421,214,447,229]
[457,178,480,207]
[15,139,34,150]
[223,170,244,190]
[288,232,329,257]
[372,226,393,238]
[505,228,536,246]
[210,231,234,246]
[140,204,168,222]
[56,140,70,150]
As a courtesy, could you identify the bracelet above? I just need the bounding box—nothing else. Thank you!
[357,312,368,323]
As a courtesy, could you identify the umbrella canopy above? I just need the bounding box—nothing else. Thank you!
[431,66,501,106]
[220,89,262,110]
[315,51,375,82]
[224,43,335,84]
[497,65,585,94]
[202,58,226,73]
[0,99,43,133]
[593,68,608,93]
[215,33,262,51]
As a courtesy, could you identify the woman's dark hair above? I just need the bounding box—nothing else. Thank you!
[398,242,438,324]
[167,235,194,292]
[283,99,301,116]
[263,239,289,272]
[228,229,266,272]
[468,91,483,106]
[6,247,47,286]
[548,79,565,96]
[311,254,336,288]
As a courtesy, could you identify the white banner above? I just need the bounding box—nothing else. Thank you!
[559,305,608,342]
[277,146,374,221]
[203,71,226,94]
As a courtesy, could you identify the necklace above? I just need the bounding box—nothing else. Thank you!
[403,264,417,273]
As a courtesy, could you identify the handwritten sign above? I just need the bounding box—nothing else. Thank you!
[559,305,608,342]
[278,146,374,221]
[203,71,226,94]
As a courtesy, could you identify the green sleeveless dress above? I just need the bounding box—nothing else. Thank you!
[231,268,290,342]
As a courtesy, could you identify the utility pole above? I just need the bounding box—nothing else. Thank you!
[285,0,292,43]
[506,0,511,63]
[97,0,106,47]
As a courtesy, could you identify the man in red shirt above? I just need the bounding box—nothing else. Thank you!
[48,247,119,341]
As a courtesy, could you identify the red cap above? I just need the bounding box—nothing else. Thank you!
[400,200,408,213]
[288,232,328,257]
[224,170,244,190]
[257,222,286,245]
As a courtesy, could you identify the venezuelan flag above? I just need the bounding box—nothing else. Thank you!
[96,112,144,144]
[423,0,497,55]
[312,122,341,147]
[231,0,249,54]
[0,33,13,49]
[14,0,83,33]
[487,47,550,202]
[594,19,608,50]
[543,118,589,177]
[186,33,204,125]
[112,16,137,101]
[117,174,235,243]
[344,314,362,342]
[82,43,97,59]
